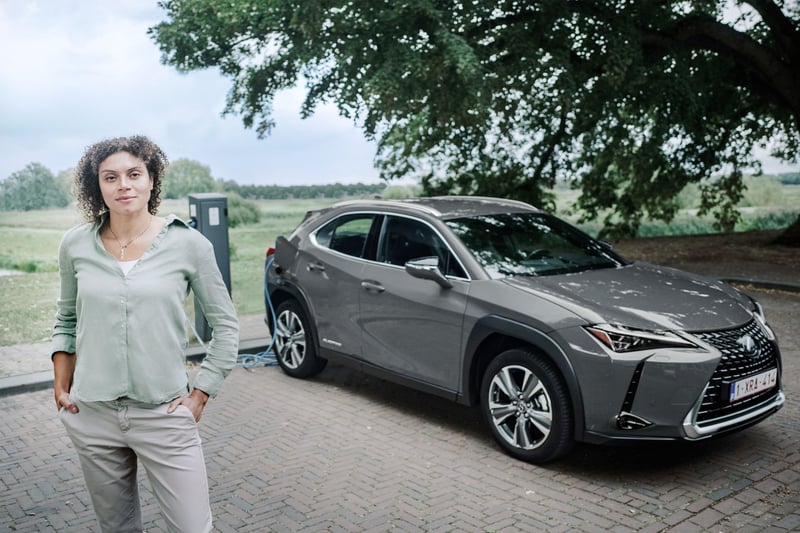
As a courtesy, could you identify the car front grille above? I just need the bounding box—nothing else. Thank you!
[692,319,781,425]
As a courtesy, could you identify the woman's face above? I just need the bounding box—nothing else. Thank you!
[98,151,153,217]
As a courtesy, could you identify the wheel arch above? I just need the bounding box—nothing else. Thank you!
[267,281,322,359]
[461,315,586,439]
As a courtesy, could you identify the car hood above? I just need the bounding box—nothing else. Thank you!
[501,262,753,332]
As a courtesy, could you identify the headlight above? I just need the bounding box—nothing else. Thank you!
[750,298,775,341]
[585,324,697,353]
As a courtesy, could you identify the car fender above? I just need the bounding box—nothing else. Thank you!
[267,278,323,359]
[462,314,586,439]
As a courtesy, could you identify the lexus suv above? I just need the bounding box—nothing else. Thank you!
[265,196,784,463]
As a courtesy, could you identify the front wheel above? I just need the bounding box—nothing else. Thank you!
[273,300,327,378]
[480,348,574,463]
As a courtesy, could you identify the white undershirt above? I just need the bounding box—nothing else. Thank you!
[118,259,138,276]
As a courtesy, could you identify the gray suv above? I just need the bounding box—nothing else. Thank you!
[265,196,784,463]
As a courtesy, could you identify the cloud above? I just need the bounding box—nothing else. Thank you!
[0,0,379,185]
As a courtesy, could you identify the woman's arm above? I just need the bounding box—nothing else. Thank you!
[168,387,210,422]
[51,229,79,407]
[188,237,240,399]
[53,351,78,412]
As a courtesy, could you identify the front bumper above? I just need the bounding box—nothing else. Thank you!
[683,389,784,439]
[572,318,784,444]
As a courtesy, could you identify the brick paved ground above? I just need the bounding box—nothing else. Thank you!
[1,288,798,532]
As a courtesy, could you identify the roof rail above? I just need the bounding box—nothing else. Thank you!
[432,195,537,210]
[331,195,539,217]
[331,198,442,216]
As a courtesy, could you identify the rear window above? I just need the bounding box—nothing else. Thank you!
[314,214,377,258]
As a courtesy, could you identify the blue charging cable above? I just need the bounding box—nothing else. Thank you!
[186,257,279,368]
[236,256,278,368]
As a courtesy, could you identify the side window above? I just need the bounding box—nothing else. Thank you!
[380,217,466,278]
[314,214,376,258]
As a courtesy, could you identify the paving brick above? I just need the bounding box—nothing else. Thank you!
[774,513,800,530]
[689,507,726,529]
[1,291,798,531]
[636,522,669,533]
[686,496,715,513]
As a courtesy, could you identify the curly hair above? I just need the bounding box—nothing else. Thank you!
[73,135,168,222]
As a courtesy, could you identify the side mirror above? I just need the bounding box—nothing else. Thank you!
[405,257,453,289]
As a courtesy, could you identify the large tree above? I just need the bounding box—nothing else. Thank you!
[163,158,218,199]
[0,163,70,211]
[150,0,800,240]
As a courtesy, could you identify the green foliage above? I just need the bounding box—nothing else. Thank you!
[740,176,785,207]
[56,168,75,201]
[382,184,424,199]
[0,224,72,274]
[675,182,701,210]
[219,180,386,200]
[776,172,800,185]
[574,207,799,239]
[0,272,62,345]
[740,209,800,232]
[226,193,260,228]
[151,1,800,239]
[0,163,70,211]
[0,256,52,273]
[677,176,795,210]
[164,158,218,199]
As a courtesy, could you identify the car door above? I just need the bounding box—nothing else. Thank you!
[358,215,470,394]
[293,213,380,357]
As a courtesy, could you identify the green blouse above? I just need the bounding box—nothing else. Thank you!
[51,214,239,404]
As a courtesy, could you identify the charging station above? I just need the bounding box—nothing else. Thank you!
[188,193,232,341]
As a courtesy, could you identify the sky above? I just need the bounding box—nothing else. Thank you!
[0,0,380,186]
[0,2,796,188]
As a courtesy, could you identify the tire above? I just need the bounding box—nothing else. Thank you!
[480,348,574,463]
[273,300,327,378]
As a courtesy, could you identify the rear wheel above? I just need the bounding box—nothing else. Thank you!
[273,300,327,378]
[480,348,574,463]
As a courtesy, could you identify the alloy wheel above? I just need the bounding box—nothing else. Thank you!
[274,308,306,369]
[487,364,553,450]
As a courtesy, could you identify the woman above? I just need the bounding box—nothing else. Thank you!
[51,135,239,532]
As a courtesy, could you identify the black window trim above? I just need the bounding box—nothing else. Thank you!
[310,210,472,281]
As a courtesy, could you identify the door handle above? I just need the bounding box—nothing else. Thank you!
[361,280,385,293]
[307,262,326,272]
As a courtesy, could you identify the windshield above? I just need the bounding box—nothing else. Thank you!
[445,213,628,278]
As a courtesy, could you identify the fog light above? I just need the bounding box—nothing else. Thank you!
[617,411,653,430]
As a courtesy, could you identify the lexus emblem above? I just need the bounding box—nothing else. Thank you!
[736,334,758,355]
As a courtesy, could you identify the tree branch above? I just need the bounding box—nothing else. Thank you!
[643,15,800,128]
[742,0,800,64]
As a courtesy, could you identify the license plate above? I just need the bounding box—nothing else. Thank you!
[729,369,778,402]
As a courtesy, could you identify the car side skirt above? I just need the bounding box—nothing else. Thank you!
[319,347,460,402]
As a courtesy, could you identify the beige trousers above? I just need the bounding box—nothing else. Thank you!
[59,398,212,533]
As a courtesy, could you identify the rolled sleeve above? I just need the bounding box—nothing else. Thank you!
[51,230,78,357]
[189,238,239,397]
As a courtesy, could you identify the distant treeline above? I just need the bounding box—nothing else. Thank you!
[777,172,800,185]
[219,180,386,200]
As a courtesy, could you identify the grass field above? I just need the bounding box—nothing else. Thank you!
[1,190,797,346]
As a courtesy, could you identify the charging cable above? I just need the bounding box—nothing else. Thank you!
[237,256,278,367]
[186,257,278,368]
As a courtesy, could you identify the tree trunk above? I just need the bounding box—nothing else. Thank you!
[773,214,800,246]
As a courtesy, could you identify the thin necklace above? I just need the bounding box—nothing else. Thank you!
[107,216,153,260]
